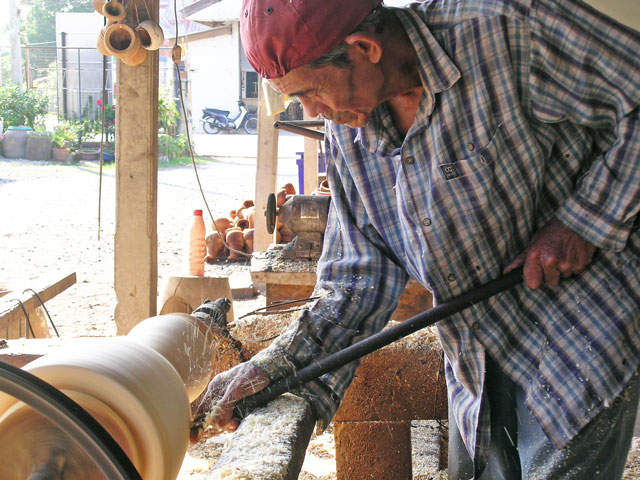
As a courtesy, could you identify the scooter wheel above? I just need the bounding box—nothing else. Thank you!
[243,116,258,135]
[203,117,221,134]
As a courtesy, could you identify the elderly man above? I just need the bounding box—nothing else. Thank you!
[195,0,640,478]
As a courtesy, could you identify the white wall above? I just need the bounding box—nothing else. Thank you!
[55,12,105,47]
[585,0,640,31]
[187,24,240,133]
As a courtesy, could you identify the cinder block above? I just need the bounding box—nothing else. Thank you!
[334,344,447,422]
[334,420,412,480]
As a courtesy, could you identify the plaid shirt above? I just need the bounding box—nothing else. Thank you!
[252,0,640,471]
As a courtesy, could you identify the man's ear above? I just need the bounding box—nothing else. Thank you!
[344,33,382,64]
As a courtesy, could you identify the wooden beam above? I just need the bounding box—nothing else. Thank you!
[181,0,224,18]
[0,273,76,336]
[303,112,321,195]
[254,78,280,252]
[114,3,159,335]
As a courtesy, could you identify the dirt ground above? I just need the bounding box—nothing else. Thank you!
[1,147,640,479]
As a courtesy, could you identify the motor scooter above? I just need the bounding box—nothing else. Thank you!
[201,100,257,134]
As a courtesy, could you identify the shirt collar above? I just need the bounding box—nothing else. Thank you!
[357,7,461,154]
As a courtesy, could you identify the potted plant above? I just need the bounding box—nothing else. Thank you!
[51,122,77,163]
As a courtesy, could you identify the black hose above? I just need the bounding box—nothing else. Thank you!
[234,268,523,419]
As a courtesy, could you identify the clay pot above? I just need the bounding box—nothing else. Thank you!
[103,23,147,66]
[226,228,245,262]
[102,0,126,22]
[236,208,246,220]
[205,233,225,263]
[241,199,254,209]
[96,21,117,56]
[280,225,295,243]
[244,206,255,228]
[276,189,288,207]
[212,217,231,236]
[137,20,164,51]
[235,218,249,230]
[52,146,72,163]
[93,0,107,14]
[243,229,254,254]
[229,209,237,221]
[282,182,296,196]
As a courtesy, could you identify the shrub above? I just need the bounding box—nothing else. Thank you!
[51,121,78,149]
[158,87,179,135]
[0,83,49,128]
[159,134,190,159]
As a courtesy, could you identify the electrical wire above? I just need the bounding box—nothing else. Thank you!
[171,0,250,259]
[22,289,60,338]
[8,299,35,339]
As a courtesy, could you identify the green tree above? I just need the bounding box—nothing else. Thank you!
[24,0,94,46]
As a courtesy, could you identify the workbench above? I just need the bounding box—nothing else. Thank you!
[250,245,433,321]
[250,245,446,479]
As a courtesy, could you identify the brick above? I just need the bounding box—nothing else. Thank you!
[334,421,412,480]
[334,344,447,422]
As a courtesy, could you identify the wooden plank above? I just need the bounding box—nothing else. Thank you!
[254,78,280,252]
[0,272,76,337]
[303,112,321,195]
[251,270,317,286]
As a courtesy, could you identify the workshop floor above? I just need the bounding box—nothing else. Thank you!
[1,145,639,479]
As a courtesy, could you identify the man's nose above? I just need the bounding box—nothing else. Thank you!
[299,97,328,118]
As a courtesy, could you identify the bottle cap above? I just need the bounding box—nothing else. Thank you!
[194,209,203,216]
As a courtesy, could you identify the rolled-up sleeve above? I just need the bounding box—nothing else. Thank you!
[251,129,409,428]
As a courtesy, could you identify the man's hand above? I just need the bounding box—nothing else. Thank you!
[504,218,596,289]
[190,362,270,444]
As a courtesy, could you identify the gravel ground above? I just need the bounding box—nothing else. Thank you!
[1,136,639,479]
[0,134,299,335]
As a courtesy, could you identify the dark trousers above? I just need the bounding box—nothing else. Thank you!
[448,357,640,480]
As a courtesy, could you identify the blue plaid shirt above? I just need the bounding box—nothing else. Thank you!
[252,0,640,471]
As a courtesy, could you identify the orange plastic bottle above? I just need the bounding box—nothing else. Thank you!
[188,209,206,276]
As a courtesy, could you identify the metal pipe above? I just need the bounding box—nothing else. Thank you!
[234,268,524,418]
[273,121,325,141]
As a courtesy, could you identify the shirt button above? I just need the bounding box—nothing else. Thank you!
[472,322,480,330]
[467,143,475,151]
[404,156,415,164]
[447,273,456,282]
[422,218,432,226]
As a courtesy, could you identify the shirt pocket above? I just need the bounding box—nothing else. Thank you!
[431,124,503,220]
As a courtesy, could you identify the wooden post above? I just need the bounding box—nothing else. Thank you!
[9,0,22,87]
[114,6,159,334]
[303,112,320,195]
[253,77,279,252]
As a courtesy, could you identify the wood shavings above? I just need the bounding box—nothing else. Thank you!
[251,247,317,274]
[230,310,300,358]
[208,394,312,480]
[383,322,440,351]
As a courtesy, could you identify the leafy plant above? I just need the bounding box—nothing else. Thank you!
[159,134,190,159]
[96,99,116,143]
[0,83,49,128]
[75,119,101,145]
[158,87,179,135]
[51,121,78,149]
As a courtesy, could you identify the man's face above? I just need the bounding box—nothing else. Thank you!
[268,62,383,128]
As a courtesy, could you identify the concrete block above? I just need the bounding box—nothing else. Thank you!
[334,420,412,480]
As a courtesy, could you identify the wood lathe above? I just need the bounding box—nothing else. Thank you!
[0,300,231,480]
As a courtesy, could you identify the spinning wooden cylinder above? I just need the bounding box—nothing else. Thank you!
[0,313,216,479]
